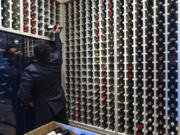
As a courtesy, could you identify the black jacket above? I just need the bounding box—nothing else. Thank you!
[19,33,65,115]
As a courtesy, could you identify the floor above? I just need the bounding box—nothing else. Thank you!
[0,100,16,135]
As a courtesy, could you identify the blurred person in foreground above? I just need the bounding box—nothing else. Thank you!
[0,46,35,135]
[18,25,68,128]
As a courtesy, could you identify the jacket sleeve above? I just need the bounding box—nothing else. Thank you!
[18,68,33,104]
[51,33,62,60]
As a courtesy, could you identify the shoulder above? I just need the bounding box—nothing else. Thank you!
[22,64,39,79]
[25,64,38,72]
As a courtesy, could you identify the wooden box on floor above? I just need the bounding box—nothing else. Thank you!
[25,121,77,135]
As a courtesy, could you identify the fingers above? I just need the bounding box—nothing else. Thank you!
[56,24,61,29]
[56,25,61,33]
[29,101,35,108]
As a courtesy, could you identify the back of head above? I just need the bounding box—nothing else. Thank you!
[34,40,51,61]
[4,46,17,58]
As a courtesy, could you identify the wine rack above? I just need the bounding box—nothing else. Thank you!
[1,0,180,135]
[116,0,125,133]
[167,1,178,135]
[63,0,180,135]
[156,1,166,135]
[145,0,155,134]
[0,0,61,40]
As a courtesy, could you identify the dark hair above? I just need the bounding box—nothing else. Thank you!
[4,46,16,58]
[34,40,51,61]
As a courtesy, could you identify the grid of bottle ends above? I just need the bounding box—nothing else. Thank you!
[64,0,178,135]
[167,0,178,135]
[64,0,116,131]
[1,0,60,38]
[156,0,166,135]
[116,0,125,133]
[135,0,144,134]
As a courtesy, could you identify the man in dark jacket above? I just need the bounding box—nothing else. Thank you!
[19,25,68,127]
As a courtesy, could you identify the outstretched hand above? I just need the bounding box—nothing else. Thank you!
[29,101,34,108]
[56,25,61,33]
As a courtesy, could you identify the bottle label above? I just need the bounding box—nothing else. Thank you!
[46,131,56,135]
[56,133,63,135]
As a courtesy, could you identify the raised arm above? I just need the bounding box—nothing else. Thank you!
[51,25,63,61]
[55,33,62,49]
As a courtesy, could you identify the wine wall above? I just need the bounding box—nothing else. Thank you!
[0,0,179,135]
[0,0,61,40]
[63,0,180,135]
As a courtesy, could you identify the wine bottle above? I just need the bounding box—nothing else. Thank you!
[2,21,10,28]
[12,23,20,30]
[46,128,70,135]
[2,1,9,8]
[2,10,9,18]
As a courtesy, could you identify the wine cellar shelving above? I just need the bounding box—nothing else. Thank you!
[0,0,61,40]
[0,0,180,135]
[63,0,180,135]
